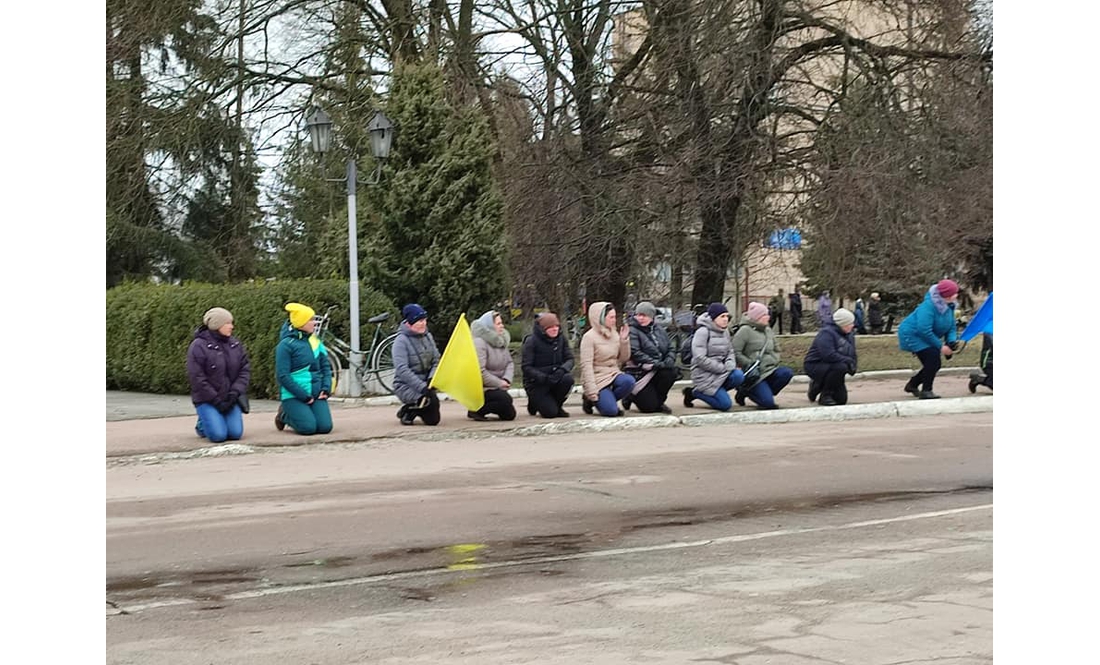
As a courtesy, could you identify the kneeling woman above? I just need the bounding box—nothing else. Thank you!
[469,310,516,421]
[804,308,858,406]
[275,302,333,435]
[683,302,744,412]
[731,302,793,409]
[393,303,442,426]
[580,301,635,416]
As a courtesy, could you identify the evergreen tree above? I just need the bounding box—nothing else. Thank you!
[364,62,508,342]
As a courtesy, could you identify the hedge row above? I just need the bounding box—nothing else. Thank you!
[106,280,396,398]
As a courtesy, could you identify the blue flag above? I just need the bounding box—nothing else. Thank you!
[960,292,992,342]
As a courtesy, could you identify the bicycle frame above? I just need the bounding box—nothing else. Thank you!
[312,306,397,397]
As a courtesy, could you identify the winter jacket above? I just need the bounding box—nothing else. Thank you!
[521,325,575,388]
[579,301,630,398]
[803,322,858,377]
[868,300,884,327]
[789,292,803,315]
[689,313,738,396]
[275,322,331,402]
[732,315,782,381]
[897,286,958,353]
[626,315,677,392]
[187,327,251,407]
[392,323,441,405]
[472,318,514,390]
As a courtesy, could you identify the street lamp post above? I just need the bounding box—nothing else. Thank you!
[304,105,395,396]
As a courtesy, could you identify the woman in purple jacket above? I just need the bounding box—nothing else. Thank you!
[186,307,252,442]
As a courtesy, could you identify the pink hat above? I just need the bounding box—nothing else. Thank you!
[937,279,959,299]
[747,301,769,322]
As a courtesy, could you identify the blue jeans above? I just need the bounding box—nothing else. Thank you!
[597,374,636,416]
[742,366,794,408]
[195,402,244,443]
[694,369,745,411]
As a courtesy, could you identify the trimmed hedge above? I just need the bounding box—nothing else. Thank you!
[106,280,396,398]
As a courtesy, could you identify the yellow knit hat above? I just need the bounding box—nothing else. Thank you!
[284,302,316,329]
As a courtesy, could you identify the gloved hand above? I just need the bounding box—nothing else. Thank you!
[216,397,235,414]
[847,363,856,376]
[228,390,240,405]
[551,368,567,383]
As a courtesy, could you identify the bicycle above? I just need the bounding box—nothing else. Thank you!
[313,306,399,396]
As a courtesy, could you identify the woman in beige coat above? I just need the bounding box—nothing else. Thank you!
[579,301,635,416]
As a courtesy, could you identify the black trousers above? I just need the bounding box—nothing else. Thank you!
[909,347,942,392]
[525,376,574,418]
[769,313,783,335]
[789,311,803,334]
[808,364,849,405]
[473,388,516,420]
[630,367,680,412]
[401,391,441,425]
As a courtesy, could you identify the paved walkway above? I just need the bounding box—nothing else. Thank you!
[106,369,992,460]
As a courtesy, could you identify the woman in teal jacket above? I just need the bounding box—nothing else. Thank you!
[274,302,333,434]
[897,279,959,400]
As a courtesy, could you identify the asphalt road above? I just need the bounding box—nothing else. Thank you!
[107,413,993,664]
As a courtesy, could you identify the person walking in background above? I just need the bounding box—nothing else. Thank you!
[868,292,885,334]
[623,301,678,414]
[789,286,804,334]
[804,308,858,406]
[580,301,635,417]
[469,310,516,421]
[897,279,960,400]
[187,306,251,443]
[768,289,786,334]
[854,298,868,335]
[521,312,574,418]
[392,303,442,425]
[682,302,745,412]
[816,290,833,328]
[274,302,333,435]
[731,302,793,409]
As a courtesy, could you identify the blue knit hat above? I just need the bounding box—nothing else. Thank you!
[706,302,728,320]
[402,303,428,324]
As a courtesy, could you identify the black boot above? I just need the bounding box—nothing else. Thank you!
[467,410,488,421]
[904,377,921,397]
[968,371,982,394]
[582,397,595,415]
[819,393,837,406]
[682,386,695,408]
[622,395,632,411]
[807,379,820,403]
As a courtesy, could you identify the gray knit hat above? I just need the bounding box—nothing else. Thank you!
[634,301,657,319]
[203,307,233,331]
[833,308,855,327]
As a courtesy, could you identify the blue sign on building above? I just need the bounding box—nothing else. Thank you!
[767,227,802,249]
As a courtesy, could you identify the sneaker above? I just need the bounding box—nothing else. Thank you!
[682,386,694,408]
[968,372,981,394]
[918,391,941,400]
[400,410,417,425]
[274,406,286,431]
[807,379,820,403]
[467,411,488,422]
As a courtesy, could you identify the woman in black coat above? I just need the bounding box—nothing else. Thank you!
[803,308,857,406]
[521,312,575,418]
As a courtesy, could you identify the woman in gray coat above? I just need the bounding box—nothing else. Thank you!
[469,310,516,421]
[392,303,441,426]
[682,302,745,412]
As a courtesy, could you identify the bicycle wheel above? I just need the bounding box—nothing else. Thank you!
[370,333,398,395]
[326,347,343,395]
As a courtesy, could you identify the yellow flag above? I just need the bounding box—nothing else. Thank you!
[429,313,485,412]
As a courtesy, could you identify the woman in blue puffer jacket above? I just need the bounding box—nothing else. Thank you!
[897,279,960,400]
[274,302,333,435]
